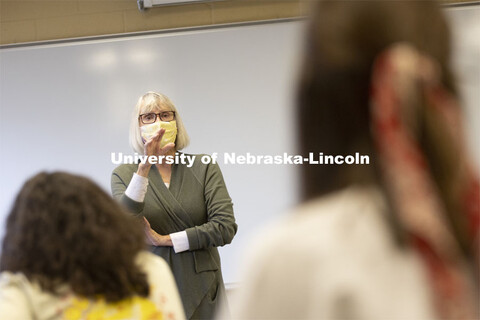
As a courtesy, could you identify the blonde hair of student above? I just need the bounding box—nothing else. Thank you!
[129,92,190,154]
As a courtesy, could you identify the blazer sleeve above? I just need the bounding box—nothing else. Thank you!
[111,166,145,216]
[185,161,237,251]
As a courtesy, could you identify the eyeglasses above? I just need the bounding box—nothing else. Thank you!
[139,111,176,124]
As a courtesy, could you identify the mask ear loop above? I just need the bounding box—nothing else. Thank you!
[369,43,479,319]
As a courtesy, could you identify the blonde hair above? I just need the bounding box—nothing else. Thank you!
[129,92,190,154]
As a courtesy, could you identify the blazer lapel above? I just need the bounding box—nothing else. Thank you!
[148,165,195,229]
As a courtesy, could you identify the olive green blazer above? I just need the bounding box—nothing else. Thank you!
[111,153,237,319]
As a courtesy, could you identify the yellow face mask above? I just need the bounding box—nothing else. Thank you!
[140,120,177,148]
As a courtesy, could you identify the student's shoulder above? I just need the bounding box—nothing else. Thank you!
[0,271,30,291]
[249,186,386,256]
[136,251,171,275]
[0,272,44,319]
[136,251,178,292]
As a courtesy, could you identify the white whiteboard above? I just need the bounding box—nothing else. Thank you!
[1,7,479,284]
[0,20,304,283]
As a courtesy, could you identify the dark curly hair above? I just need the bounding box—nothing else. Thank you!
[0,171,149,302]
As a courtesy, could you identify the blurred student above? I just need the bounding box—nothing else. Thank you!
[226,1,479,319]
[0,172,186,320]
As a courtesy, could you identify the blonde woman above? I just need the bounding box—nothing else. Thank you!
[112,92,237,320]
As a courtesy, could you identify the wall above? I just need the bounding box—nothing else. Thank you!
[1,0,475,46]
[0,0,306,45]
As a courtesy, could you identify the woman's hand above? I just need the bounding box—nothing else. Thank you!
[144,128,175,158]
[143,217,173,247]
[137,128,175,177]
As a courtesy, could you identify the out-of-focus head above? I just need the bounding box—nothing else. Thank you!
[298,5,480,315]
[298,0,453,199]
[130,91,190,154]
[0,171,149,302]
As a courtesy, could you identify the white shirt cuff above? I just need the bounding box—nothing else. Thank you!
[125,173,149,202]
[170,231,189,253]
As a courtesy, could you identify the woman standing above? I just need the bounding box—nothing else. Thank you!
[112,92,237,319]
